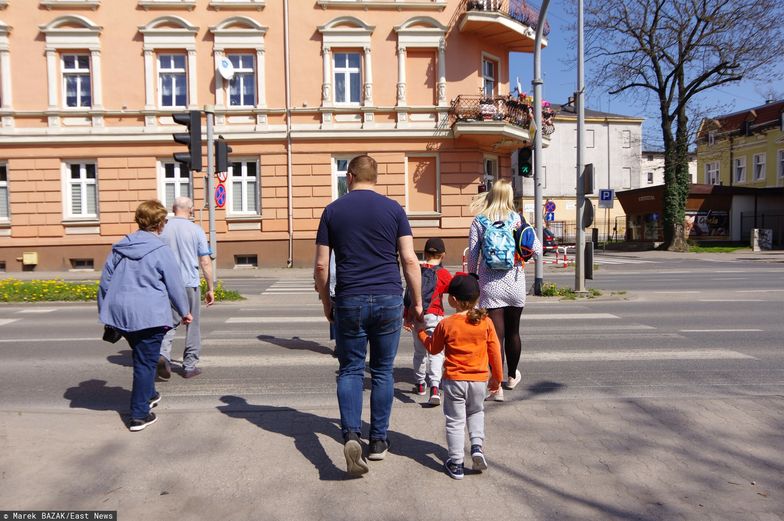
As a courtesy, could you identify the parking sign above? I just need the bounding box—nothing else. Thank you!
[598,189,614,209]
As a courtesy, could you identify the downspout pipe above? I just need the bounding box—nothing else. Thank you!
[532,0,550,296]
[284,0,294,267]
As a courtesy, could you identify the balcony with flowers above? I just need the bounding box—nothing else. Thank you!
[457,0,550,52]
[449,93,555,152]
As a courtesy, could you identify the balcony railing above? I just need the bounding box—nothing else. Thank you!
[462,0,551,36]
[450,95,556,136]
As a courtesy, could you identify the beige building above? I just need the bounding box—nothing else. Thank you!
[0,0,552,272]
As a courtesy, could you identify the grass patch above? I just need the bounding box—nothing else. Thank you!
[0,279,99,302]
[539,282,602,299]
[201,279,244,301]
[0,278,244,302]
[688,245,748,253]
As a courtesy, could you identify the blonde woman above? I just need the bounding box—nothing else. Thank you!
[467,180,541,401]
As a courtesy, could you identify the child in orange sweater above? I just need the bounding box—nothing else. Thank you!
[417,274,503,480]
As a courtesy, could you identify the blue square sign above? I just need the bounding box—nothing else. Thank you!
[598,189,614,208]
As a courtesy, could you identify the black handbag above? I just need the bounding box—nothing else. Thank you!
[102,325,123,344]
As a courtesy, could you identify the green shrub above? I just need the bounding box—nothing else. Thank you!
[539,282,601,299]
[200,279,244,301]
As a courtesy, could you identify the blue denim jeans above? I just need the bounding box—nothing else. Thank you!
[125,327,167,420]
[334,294,403,441]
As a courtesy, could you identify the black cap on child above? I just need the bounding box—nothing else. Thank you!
[424,237,446,254]
[448,274,480,302]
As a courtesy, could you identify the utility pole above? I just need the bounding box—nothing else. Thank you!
[532,0,551,296]
[204,106,217,285]
[575,0,586,293]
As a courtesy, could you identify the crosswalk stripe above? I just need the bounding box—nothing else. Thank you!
[523,313,620,320]
[680,329,763,333]
[226,316,328,324]
[16,308,57,314]
[194,348,755,367]
[0,319,20,326]
[225,313,621,323]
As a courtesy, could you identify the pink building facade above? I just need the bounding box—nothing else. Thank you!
[0,0,548,271]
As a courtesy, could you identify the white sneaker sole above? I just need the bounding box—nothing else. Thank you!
[428,394,441,406]
[504,370,522,390]
[344,440,369,475]
[472,452,488,471]
[129,415,158,432]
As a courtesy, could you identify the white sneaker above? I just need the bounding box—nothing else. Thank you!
[485,387,504,402]
[504,370,522,390]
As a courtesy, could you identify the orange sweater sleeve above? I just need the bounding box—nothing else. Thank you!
[485,319,503,384]
[418,322,445,356]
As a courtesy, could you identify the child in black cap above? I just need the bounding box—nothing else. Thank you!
[417,274,503,480]
[405,237,452,405]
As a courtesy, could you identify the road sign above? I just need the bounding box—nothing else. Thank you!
[215,183,226,209]
[545,200,556,213]
[598,189,614,209]
[217,170,228,183]
[545,212,555,221]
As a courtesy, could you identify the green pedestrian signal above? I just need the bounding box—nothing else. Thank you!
[517,147,533,177]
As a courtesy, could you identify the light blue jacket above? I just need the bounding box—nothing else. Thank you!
[98,230,190,332]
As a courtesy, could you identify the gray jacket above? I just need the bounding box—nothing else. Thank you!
[98,230,189,332]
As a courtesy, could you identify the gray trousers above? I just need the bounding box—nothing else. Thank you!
[160,286,201,371]
[411,313,445,387]
[442,379,487,463]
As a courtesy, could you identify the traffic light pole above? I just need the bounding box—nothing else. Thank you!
[205,106,217,285]
[575,0,586,293]
[532,0,550,296]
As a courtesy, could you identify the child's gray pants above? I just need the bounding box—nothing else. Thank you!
[442,379,487,463]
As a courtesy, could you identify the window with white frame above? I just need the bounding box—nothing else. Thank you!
[647,172,654,184]
[228,160,259,214]
[159,162,191,211]
[64,162,98,219]
[482,58,496,98]
[62,54,91,108]
[0,164,8,220]
[484,156,498,187]
[708,131,716,145]
[333,52,361,104]
[778,150,784,179]
[622,130,631,148]
[734,156,746,183]
[228,53,256,107]
[158,54,187,108]
[333,157,353,200]
[753,153,766,181]
[705,162,719,184]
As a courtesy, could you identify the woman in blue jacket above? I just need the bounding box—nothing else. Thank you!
[99,200,193,431]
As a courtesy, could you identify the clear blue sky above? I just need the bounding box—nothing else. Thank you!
[509,0,784,149]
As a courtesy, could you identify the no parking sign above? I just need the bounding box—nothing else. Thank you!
[215,184,227,209]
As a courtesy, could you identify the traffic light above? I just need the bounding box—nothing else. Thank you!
[517,147,533,177]
[215,138,232,173]
[172,110,202,172]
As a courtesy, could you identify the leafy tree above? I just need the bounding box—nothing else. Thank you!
[582,0,783,249]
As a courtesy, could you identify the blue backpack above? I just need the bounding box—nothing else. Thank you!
[477,214,516,270]
[514,216,536,264]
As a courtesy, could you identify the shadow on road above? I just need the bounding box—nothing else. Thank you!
[63,379,128,425]
[217,395,447,481]
[106,349,133,368]
[256,334,334,356]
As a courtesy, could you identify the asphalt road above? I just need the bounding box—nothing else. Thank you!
[1,250,782,520]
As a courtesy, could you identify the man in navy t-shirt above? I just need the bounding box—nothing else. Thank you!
[314,154,422,476]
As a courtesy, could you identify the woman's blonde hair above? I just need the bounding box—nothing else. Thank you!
[135,200,167,232]
[469,179,515,221]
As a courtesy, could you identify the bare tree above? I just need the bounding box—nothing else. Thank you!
[581,0,783,250]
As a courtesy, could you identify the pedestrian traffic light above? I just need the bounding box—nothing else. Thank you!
[172,110,202,172]
[517,147,533,177]
[215,138,232,174]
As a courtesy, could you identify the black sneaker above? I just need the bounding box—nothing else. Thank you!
[414,382,426,395]
[428,386,441,406]
[343,432,369,476]
[444,458,464,480]
[368,439,389,461]
[471,444,487,471]
[157,356,171,381]
[149,392,161,408]
[129,412,158,432]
